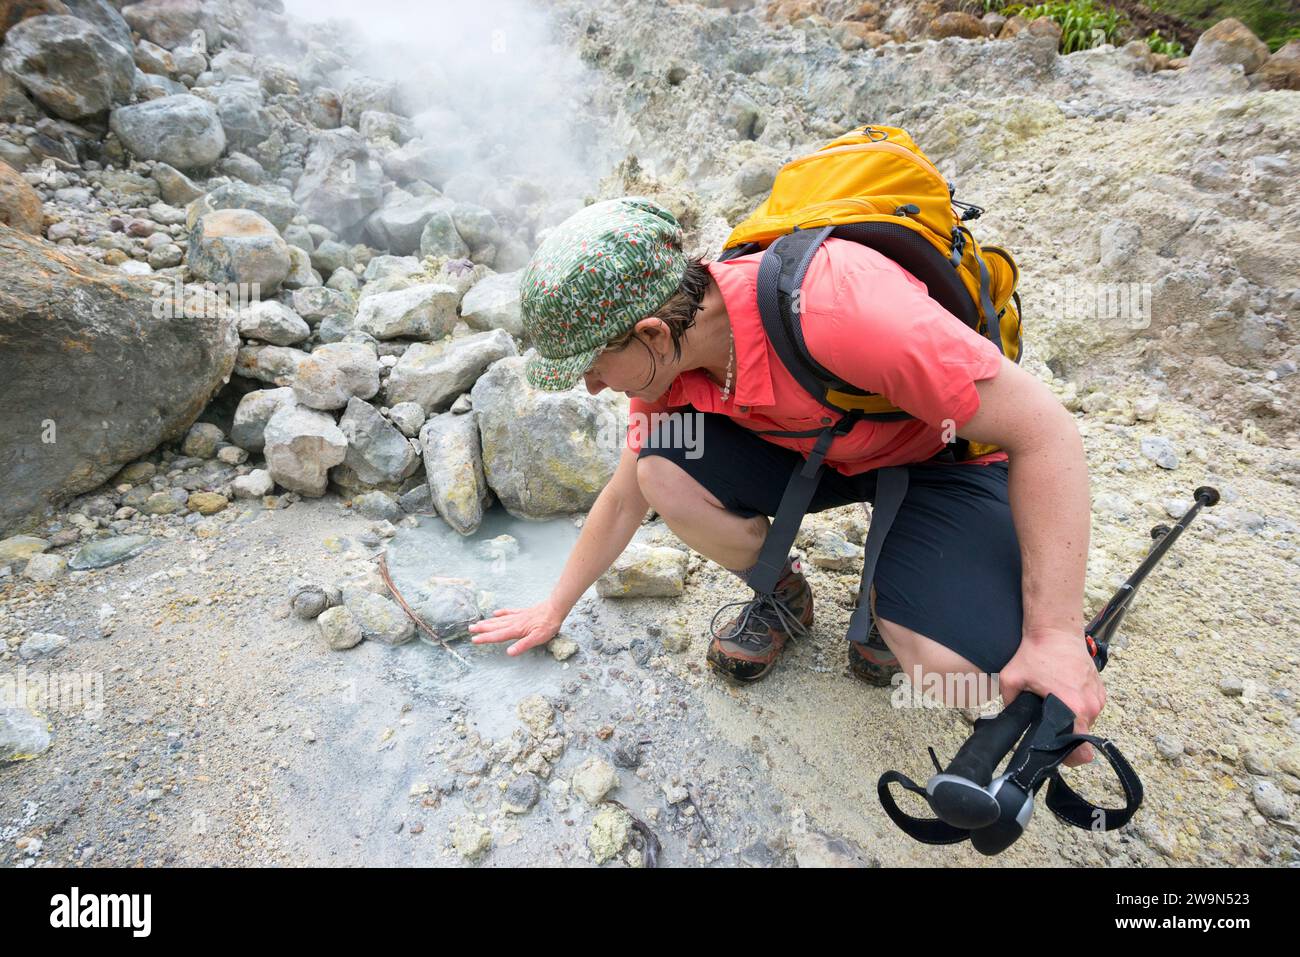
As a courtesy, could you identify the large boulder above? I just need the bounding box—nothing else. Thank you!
[0,160,42,234]
[337,396,419,486]
[419,411,490,535]
[291,341,380,410]
[386,329,517,412]
[353,282,459,340]
[0,15,134,120]
[230,386,294,451]
[459,270,524,338]
[0,227,237,534]
[62,0,133,52]
[1257,40,1300,91]
[110,94,226,171]
[471,356,622,518]
[262,403,346,497]
[365,192,451,255]
[187,182,298,232]
[207,78,269,153]
[292,127,384,239]
[187,209,291,294]
[121,0,213,50]
[1189,18,1270,75]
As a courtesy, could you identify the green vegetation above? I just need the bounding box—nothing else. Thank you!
[1000,0,1127,53]
[1144,28,1185,57]
[1147,1,1299,52]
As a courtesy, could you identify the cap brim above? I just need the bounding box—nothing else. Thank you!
[525,347,601,392]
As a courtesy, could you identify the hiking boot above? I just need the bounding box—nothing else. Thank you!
[848,624,901,687]
[707,560,813,683]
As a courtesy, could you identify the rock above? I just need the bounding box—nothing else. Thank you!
[548,636,579,661]
[1257,40,1300,91]
[345,592,414,646]
[110,94,226,170]
[1219,676,1245,696]
[186,491,227,514]
[354,282,459,340]
[596,543,688,598]
[309,239,354,276]
[0,161,42,234]
[929,12,984,39]
[379,139,447,184]
[0,535,48,564]
[141,488,185,514]
[472,357,621,519]
[0,228,236,535]
[517,693,554,735]
[1,707,51,762]
[237,301,310,346]
[231,468,273,499]
[189,182,299,233]
[290,584,331,620]
[21,552,65,581]
[63,0,134,51]
[460,270,524,338]
[1139,436,1179,470]
[13,651,64,698]
[291,287,353,327]
[792,828,872,868]
[292,341,380,410]
[503,774,540,814]
[398,483,433,514]
[338,397,419,487]
[0,15,133,121]
[806,528,860,572]
[217,445,247,465]
[419,411,491,535]
[1098,221,1142,270]
[292,127,384,240]
[402,576,480,641]
[1252,780,1292,819]
[1189,18,1270,75]
[316,605,363,650]
[587,804,632,864]
[208,78,268,154]
[572,757,619,804]
[121,0,213,50]
[386,402,425,438]
[231,387,295,450]
[179,422,222,459]
[1154,734,1184,760]
[351,491,401,522]
[188,209,291,294]
[418,208,470,259]
[262,404,347,496]
[67,535,152,570]
[387,330,518,412]
[451,818,492,860]
[365,192,451,255]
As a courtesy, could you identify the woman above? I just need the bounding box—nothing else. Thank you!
[468,197,1103,766]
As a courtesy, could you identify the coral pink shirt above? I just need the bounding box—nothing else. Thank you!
[626,237,1007,475]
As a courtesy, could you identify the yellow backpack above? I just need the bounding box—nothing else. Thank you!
[719,124,1021,458]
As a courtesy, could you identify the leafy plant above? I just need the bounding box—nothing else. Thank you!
[1145,29,1186,57]
[1008,0,1128,54]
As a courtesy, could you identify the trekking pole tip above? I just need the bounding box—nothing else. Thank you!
[1194,486,1220,507]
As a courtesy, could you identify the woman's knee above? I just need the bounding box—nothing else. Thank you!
[635,454,703,514]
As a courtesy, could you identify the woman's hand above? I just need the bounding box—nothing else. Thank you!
[997,626,1106,767]
[468,598,567,657]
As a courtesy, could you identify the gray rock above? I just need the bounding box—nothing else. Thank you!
[351,490,401,522]
[122,0,215,49]
[309,239,354,276]
[67,535,153,570]
[460,270,524,338]
[398,483,434,514]
[1252,780,1292,819]
[290,286,353,327]
[21,552,66,581]
[181,422,224,458]
[0,231,236,535]
[262,404,347,496]
[64,0,135,52]
[419,411,491,535]
[379,139,448,185]
[237,301,310,346]
[1098,221,1142,271]
[418,208,470,259]
[290,584,331,620]
[235,344,308,386]
[386,402,426,438]
[188,209,291,294]
[19,632,68,660]
[503,774,540,814]
[402,576,481,641]
[208,78,268,154]
[280,246,319,290]
[188,182,299,233]
[354,282,459,341]
[231,387,295,451]
[1,707,51,762]
[293,127,384,239]
[1139,436,1179,470]
[345,592,414,646]
[365,192,451,255]
[471,356,622,518]
[292,342,380,410]
[231,468,274,499]
[151,163,205,205]
[110,94,226,170]
[338,397,419,486]
[341,75,395,129]
[362,254,421,283]
[572,757,619,804]
[1,16,134,121]
[387,329,518,412]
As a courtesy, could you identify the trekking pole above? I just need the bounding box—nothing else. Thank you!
[878,486,1219,854]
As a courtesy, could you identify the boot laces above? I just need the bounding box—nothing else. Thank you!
[710,587,810,652]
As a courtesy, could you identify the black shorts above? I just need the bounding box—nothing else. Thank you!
[638,413,1023,672]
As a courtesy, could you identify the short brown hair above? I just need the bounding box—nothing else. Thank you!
[603,255,711,362]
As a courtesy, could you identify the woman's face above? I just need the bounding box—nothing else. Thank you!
[580,318,677,402]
